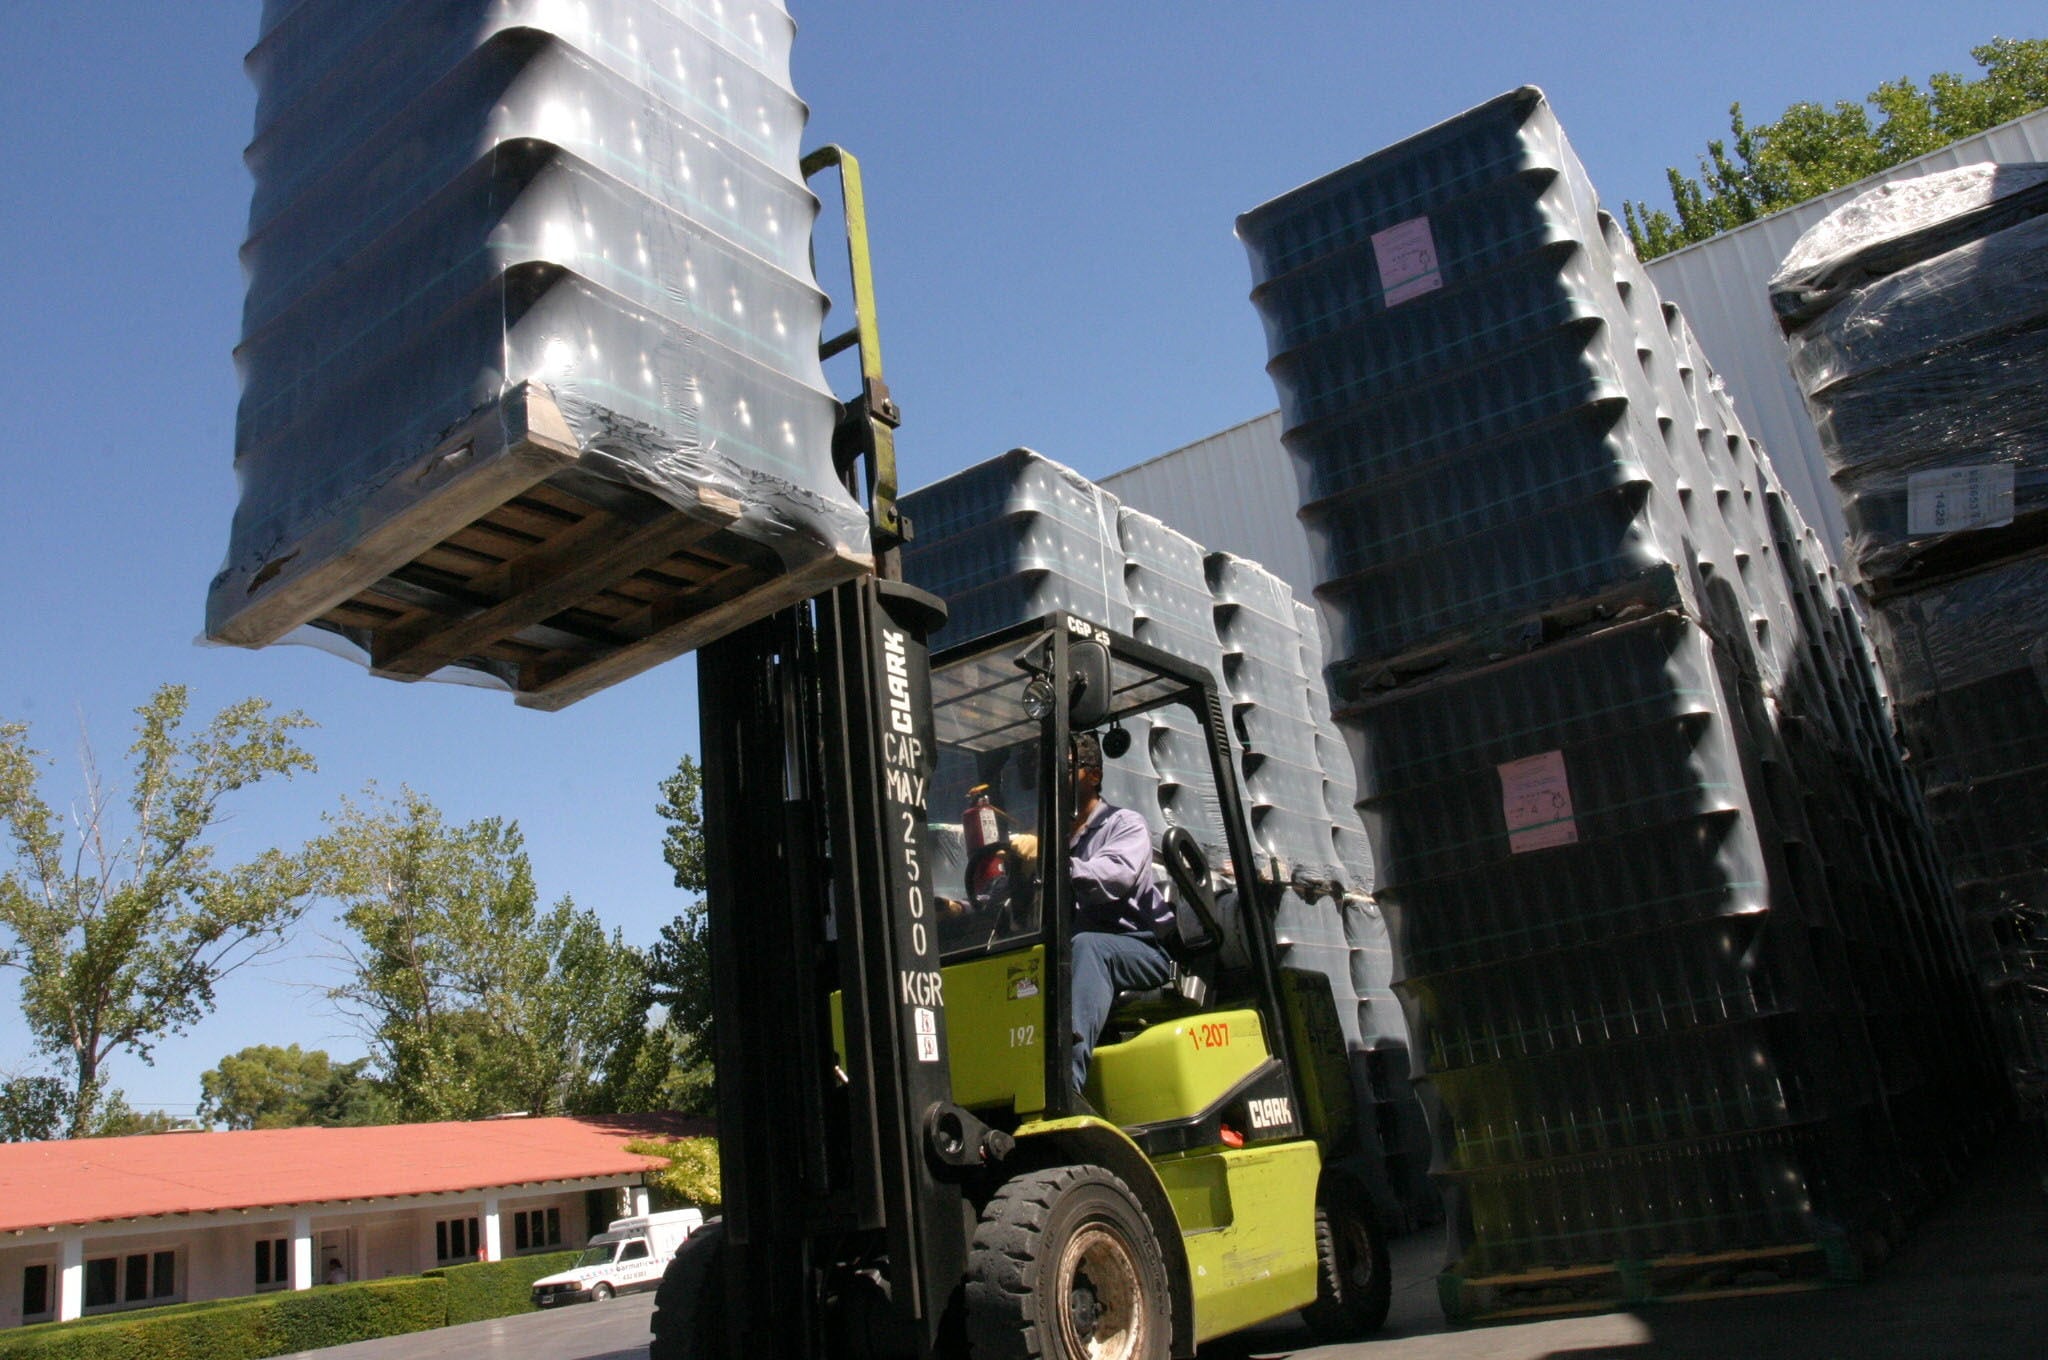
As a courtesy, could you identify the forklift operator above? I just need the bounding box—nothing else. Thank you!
[1044,731,1176,1089]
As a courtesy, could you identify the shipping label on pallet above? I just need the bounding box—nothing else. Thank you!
[1498,749,1579,853]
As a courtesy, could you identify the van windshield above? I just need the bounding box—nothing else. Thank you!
[573,1244,617,1270]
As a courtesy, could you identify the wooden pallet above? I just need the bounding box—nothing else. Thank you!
[1440,1239,1860,1323]
[207,384,871,710]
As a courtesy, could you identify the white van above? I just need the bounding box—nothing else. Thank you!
[530,1209,704,1306]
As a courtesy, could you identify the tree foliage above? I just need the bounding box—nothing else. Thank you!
[627,1135,722,1209]
[199,1043,391,1130]
[316,789,653,1121]
[0,685,322,1136]
[89,1092,189,1137]
[1,1074,65,1142]
[1627,38,2048,259]
[650,756,715,1112]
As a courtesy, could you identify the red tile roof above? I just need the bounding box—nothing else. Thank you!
[0,1114,710,1233]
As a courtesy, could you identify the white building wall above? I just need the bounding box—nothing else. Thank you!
[1644,105,2048,564]
[3,1183,620,1329]
[0,1243,60,1329]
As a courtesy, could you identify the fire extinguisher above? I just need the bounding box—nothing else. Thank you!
[964,785,1005,901]
[963,785,999,857]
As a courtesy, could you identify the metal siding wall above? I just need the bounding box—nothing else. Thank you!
[1101,413,1318,606]
[1646,107,2048,565]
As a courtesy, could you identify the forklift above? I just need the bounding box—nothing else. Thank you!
[649,151,1394,1360]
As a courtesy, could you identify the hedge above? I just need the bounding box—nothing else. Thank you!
[424,1250,581,1326]
[0,1276,447,1360]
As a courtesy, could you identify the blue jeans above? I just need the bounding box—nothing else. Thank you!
[1071,929,1173,1090]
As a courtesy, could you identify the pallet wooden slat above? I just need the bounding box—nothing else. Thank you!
[210,383,873,707]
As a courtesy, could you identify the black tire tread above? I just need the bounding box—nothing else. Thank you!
[1301,1183,1391,1341]
[650,1219,727,1360]
[964,1164,1168,1360]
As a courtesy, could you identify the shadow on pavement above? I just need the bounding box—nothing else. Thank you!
[1197,1132,2048,1360]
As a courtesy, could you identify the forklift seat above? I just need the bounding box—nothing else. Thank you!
[1105,879,1220,1033]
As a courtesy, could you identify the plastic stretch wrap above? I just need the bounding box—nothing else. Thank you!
[1784,212,2048,393]
[1208,554,1345,888]
[1769,163,2048,328]
[1867,549,2048,707]
[1425,1012,1876,1174]
[1240,87,1811,697]
[1241,94,1987,1271]
[1343,896,1407,1050]
[1357,614,1777,975]
[1294,601,1376,893]
[1869,557,2048,902]
[245,3,804,251]
[1782,213,2048,585]
[214,0,866,666]
[900,448,1131,652]
[1117,510,1228,854]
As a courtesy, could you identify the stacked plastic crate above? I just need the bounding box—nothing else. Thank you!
[1774,166,2048,1136]
[213,0,867,706]
[1239,87,1985,1312]
[902,450,1438,1225]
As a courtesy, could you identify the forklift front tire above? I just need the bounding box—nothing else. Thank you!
[965,1164,1170,1360]
[650,1219,727,1360]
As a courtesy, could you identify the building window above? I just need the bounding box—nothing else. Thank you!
[20,1264,52,1323]
[84,1259,116,1310]
[435,1217,481,1263]
[255,1238,289,1289]
[82,1249,179,1313]
[511,1207,563,1253]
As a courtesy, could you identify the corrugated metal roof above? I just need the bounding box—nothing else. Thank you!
[0,1114,703,1232]
[1645,106,2048,562]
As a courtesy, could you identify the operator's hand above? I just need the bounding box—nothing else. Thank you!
[1008,832,1040,876]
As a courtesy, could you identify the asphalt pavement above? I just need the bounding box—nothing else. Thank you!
[282,1134,2048,1360]
[272,1290,655,1360]
[1211,1130,2048,1360]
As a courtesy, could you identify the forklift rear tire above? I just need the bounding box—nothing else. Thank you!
[1301,1181,1391,1341]
[965,1165,1170,1360]
[650,1219,727,1360]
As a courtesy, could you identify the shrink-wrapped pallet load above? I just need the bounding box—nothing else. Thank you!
[1774,166,2048,592]
[900,449,1434,1223]
[211,0,868,707]
[1241,88,1989,1312]
[1776,167,2048,1134]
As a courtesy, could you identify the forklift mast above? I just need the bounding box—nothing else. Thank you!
[692,148,978,1359]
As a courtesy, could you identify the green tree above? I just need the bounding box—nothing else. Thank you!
[89,1092,188,1137]
[0,686,322,1136]
[626,1135,722,1209]
[1627,38,2048,258]
[650,756,715,1113]
[1,1074,65,1142]
[317,789,653,1120]
[198,1043,391,1130]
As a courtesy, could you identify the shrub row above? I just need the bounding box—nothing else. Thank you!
[425,1251,581,1326]
[0,1276,447,1360]
[0,1278,464,1360]
[0,1249,593,1359]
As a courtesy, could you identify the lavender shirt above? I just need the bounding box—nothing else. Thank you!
[1069,802,1174,939]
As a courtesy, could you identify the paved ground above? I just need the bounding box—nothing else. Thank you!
[288,1135,2048,1359]
[1211,1131,2048,1360]
[274,1291,655,1360]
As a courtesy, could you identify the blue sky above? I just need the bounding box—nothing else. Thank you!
[1,2,2037,1118]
